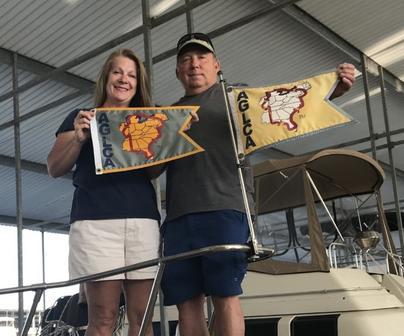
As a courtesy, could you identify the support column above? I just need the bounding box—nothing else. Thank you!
[141,1,169,335]
[12,52,24,335]
[378,65,404,255]
[361,54,377,159]
[185,0,195,33]
[41,229,46,311]
[142,0,154,96]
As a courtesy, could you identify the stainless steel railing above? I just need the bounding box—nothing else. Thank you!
[0,244,251,336]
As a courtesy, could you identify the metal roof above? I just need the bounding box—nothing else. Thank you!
[0,0,403,233]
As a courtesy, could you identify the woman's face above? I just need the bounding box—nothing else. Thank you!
[104,56,138,107]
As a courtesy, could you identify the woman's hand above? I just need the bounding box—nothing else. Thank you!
[73,109,95,143]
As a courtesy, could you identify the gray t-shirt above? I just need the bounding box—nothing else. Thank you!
[165,83,254,222]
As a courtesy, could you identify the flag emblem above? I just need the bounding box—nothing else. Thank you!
[259,82,311,131]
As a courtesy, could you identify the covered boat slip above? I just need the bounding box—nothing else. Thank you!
[1,0,404,335]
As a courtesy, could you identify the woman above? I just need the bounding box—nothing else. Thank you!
[47,49,160,336]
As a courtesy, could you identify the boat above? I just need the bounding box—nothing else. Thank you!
[240,149,404,335]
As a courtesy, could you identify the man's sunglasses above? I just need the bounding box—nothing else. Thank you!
[177,33,214,51]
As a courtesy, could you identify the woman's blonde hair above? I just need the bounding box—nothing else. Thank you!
[94,49,152,107]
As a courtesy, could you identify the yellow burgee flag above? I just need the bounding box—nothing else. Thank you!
[229,71,354,155]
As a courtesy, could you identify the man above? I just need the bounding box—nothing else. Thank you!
[161,32,356,336]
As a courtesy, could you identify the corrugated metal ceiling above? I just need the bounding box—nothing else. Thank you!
[298,0,404,81]
[0,0,403,230]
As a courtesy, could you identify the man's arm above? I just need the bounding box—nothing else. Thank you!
[329,63,356,100]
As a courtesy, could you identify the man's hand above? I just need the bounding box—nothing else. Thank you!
[184,111,199,131]
[330,63,356,100]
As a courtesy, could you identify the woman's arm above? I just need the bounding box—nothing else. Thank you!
[47,131,84,177]
[47,110,94,177]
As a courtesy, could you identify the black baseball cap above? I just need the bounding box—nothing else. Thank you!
[176,32,215,56]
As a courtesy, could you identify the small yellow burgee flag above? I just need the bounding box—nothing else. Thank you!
[228,71,354,155]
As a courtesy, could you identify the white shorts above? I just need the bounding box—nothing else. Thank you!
[69,218,160,281]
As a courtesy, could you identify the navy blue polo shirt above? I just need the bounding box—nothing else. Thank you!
[56,109,160,223]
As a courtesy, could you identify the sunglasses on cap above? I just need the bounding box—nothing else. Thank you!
[176,32,215,56]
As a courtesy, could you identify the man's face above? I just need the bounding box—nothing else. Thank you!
[176,46,220,96]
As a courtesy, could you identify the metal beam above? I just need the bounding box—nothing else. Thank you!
[301,128,404,157]
[27,218,70,231]
[0,90,91,132]
[0,0,212,104]
[0,215,69,234]
[210,0,301,39]
[361,139,404,155]
[153,0,301,63]
[0,154,72,179]
[0,0,212,134]
[41,229,46,311]
[151,0,211,27]
[273,1,404,93]
[332,128,404,150]
[185,0,195,33]
[379,161,404,180]
[142,0,154,95]
[378,65,403,253]
[12,52,24,334]
[0,0,296,131]
[0,26,140,102]
[361,55,378,159]
[0,47,94,92]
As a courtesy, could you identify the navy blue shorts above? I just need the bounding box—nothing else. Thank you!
[161,210,249,306]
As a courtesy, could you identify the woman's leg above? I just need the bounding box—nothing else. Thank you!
[85,280,122,336]
[124,279,154,336]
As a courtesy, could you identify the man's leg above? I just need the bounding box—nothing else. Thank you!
[177,294,209,336]
[212,295,244,336]
[195,211,248,335]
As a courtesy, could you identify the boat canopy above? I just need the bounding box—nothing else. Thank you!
[249,149,388,275]
[253,149,385,215]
